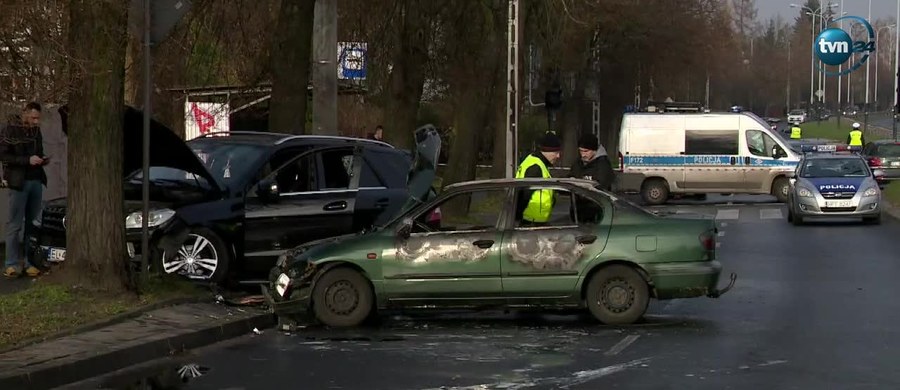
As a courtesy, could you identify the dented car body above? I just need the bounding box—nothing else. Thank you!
[263,178,736,327]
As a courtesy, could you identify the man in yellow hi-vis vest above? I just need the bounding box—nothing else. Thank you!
[515,132,562,225]
[847,122,865,147]
[790,125,802,140]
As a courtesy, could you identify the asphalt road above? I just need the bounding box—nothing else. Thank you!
[68,195,900,389]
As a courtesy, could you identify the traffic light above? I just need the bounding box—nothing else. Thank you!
[545,86,562,110]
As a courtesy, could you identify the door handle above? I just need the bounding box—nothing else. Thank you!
[730,156,736,165]
[324,201,347,211]
[576,235,597,244]
[374,198,390,208]
[472,239,494,249]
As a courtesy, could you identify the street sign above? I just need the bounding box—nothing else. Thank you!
[337,42,367,80]
[815,89,824,98]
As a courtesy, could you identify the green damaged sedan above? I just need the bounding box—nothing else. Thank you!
[262,178,736,327]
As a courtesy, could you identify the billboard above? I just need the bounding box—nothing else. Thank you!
[184,101,229,140]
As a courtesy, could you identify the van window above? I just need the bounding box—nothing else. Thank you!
[746,130,780,158]
[685,130,739,155]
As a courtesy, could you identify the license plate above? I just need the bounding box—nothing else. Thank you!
[824,200,853,208]
[891,161,900,167]
[817,145,836,152]
[47,247,66,262]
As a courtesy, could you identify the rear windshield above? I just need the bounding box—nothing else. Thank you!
[873,144,900,157]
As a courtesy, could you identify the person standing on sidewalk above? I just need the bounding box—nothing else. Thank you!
[1,102,49,278]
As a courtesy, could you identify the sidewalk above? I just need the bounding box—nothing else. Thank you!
[0,301,275,389]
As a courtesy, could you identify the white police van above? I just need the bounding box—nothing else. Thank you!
[616,110,801,205]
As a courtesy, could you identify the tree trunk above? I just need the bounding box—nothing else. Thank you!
[123,34,141,106]
[382,0,428,150]
[489,3,510,179]
[60,0,129,292]
[269,0,315,134]
[443,88,483,188]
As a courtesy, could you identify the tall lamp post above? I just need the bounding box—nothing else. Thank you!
[791,2,839,111]
[894,0,900,139]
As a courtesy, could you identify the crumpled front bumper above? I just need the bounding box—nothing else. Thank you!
[260,262,319,316]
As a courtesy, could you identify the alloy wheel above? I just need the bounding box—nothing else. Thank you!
[162,234,219,280]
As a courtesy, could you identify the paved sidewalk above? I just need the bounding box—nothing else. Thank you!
[0,301,274,390]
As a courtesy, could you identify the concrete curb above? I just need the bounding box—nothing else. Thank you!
[0,296,206,355]
[0,311,276,390]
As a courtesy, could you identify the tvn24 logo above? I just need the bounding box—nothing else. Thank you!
[814,16,875,76]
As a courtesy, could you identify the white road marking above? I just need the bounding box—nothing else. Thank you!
[720,222,728,227]
[604,335,640,356]
[758,360,788,367]
[716,242,721,248]
[717,231,725,237]
[715,209,740,220]
[759,208,783,219]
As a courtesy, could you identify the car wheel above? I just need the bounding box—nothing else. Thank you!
[771,177,790,203]
[640,179,669,206]
[160,228,231,283]
[791,211,804,226]
[863,214,881,225]
[585,265,650,325]
[312,267,374,327]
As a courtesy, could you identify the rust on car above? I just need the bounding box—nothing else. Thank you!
[396,234,492,263]
[506,229,591,270]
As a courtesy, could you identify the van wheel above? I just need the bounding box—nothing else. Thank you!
[640,179,669,205]
[771,177,790,203]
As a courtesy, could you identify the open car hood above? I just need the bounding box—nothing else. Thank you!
[61,105,222,191]
[405,124,442,205]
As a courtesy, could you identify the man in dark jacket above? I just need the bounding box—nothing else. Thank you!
[1,102,49,278]
[569,133,615,191]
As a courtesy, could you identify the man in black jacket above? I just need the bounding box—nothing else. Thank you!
[1,102,49,278]
[568,133,615,191]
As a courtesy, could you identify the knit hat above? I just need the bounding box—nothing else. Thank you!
[578,133,599,150]
[538,132,561,152]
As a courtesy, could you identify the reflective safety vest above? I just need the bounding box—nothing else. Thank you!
[515,155,554,223]
[848,130,863,146]
[790,126,802,139]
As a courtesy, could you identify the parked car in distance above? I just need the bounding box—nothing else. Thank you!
[861,140,900,185]
[787,110,806,124]
[34,107,442,284]
[263,178,737,328]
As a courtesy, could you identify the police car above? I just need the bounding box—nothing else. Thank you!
[786,145,886,225]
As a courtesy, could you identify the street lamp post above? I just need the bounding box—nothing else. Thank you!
[791,2,839,111]
[894,0,900,139]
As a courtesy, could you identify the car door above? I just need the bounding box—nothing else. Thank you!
[500,184,611,299]
[382,188,508,304]
[243,146,361,271]
[682,117,745,190]
[742,129,789,191]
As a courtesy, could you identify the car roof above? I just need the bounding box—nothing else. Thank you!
[801,153,865,160]
[189,131,395,149]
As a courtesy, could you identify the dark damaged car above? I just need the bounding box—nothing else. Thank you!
[34,107,442,283]
[263,177,737,327]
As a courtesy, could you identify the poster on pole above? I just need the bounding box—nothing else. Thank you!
[184,101,229,140]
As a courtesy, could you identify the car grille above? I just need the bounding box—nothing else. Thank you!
[42,206,66,232]
[821,207,856,213]
[820,191,855,199]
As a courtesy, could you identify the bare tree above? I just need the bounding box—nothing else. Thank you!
[58,0,129,292]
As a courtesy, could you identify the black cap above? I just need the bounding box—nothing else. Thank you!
[578,133,598,150]
[539,132,561,152]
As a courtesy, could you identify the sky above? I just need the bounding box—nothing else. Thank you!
[757,0,898,24]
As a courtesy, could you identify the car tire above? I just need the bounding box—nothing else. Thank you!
[786,207,794,223]
[160,227,231,283]
[863,214,881,225]
[312,267,374,328]
[585,265,650,325]
[771,177,790,203]
[640,179,669,206]
[791,210,804,226]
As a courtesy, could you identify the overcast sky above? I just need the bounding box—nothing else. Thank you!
[757,0,898,24]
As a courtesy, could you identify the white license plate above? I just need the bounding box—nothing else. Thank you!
[891,161,900,167]
[817,145,837,152]
[47,247,66,262]
[824,200,853,208]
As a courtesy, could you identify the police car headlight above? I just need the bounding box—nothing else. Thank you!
[798,187,813,198]
[863,187,878,197]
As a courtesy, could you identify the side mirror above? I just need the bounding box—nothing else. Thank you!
[396,219,412,239]
[771,146,783,159]
[257,179,280,202]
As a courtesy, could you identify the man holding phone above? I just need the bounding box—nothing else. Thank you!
[0,101,49,278]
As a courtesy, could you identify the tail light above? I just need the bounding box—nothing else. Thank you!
[699,229,716,252]
[617,152,624,172]
[867,157,883,167]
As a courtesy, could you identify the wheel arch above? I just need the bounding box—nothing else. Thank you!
[579,260,656,302]
[767,173,788,193]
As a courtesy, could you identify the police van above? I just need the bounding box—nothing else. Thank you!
[616,109,801,205]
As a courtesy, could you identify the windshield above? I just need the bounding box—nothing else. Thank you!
[126,140,268,188]
[873,144,900,157]
[789,110,804,115]
[800,158,870,178]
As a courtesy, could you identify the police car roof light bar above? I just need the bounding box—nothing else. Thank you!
[798,144,862,154]
[645,100,704,113]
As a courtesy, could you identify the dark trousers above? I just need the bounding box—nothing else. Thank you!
[5,179,43,269]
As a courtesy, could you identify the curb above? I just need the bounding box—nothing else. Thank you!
[0,296,207,355]
[0,311,276,390]
[884,199,900,221]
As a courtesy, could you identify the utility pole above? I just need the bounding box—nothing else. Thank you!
[895,0,900,139]
[312,0,338,135]
[864,0,871,134]
[505,0,520,177]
